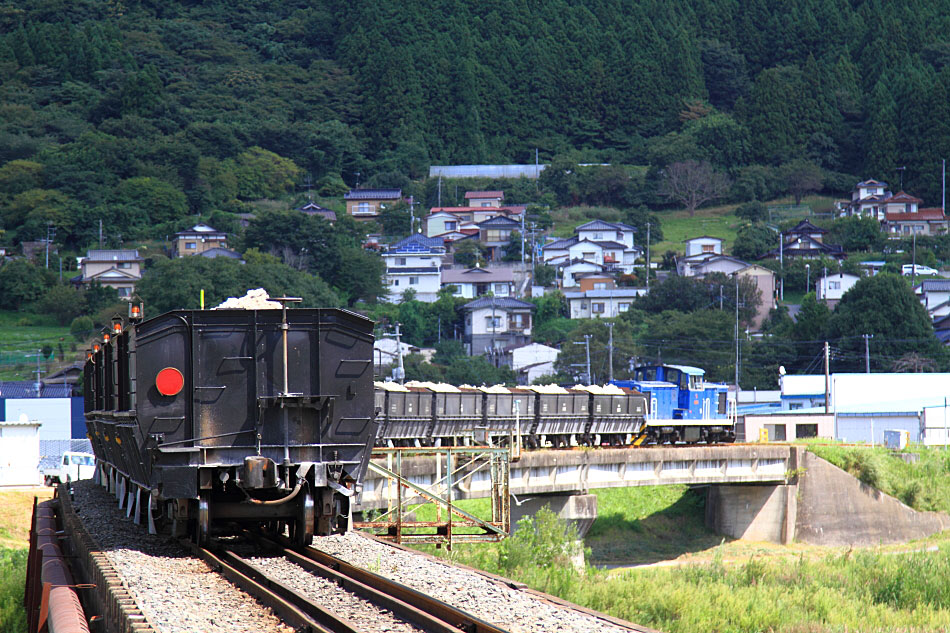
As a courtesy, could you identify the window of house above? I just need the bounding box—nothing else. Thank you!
[789,402,803,410]
[494,283,508,294]
[868,188,877,194]
[582,252,596,260]
[829,281,841,290]
[618,302,630,312]
[397,257,406,266]
[486,229,508,242]
[409,276,419,285]
[511,313,527,329]
[357,202,371,214]
[445,221,457,231]
[481,202,491,207]
[581,302,588,309]
[485,316,501,329]
[594,282,607,290]
[593,233,603,240]
[118,262,131,269]
[702,244,715,253]
[117,287,131,297]
[592,302,605,313]
[393,279,400,286]
[186,242,196,250]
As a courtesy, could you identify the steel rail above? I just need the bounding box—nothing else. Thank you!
[186,539,352,633]
[265,533,511,633]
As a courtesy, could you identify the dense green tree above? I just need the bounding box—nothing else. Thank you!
[0,259,56,310]
[136,256,339,314]
[732,222,776,261]
[824,274,946,371]
[231,147,302,200]
[113,177,188,225]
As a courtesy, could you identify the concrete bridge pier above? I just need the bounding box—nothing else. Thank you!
[704,483,798,544]
[510,491,598,538]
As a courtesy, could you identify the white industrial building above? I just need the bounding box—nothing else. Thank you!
[776,373,950,445]
[0,414,41,486]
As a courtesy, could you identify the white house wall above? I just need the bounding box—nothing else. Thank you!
[4,399,71,441]
[0,424,41,486]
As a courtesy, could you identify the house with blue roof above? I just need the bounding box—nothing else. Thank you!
[382,233,446,303]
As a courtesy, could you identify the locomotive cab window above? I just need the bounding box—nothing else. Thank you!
[688,375,702,390]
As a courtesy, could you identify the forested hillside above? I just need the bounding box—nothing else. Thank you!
[4,0,950,250]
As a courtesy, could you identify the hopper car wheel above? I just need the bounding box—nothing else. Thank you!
[296,491,315,546]
[196,494,211,546]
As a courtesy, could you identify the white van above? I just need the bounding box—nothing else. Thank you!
[43,452,96,485]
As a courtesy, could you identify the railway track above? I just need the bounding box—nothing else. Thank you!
[187,532,510,633]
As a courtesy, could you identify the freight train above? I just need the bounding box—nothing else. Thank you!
[373,364,734,448]
[83,303,376,545]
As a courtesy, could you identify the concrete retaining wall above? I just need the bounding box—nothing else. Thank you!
[706,449,950,546]
[795,450,950,546]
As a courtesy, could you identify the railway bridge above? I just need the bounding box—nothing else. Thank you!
[356,445,804,543]
[357,443,950,546]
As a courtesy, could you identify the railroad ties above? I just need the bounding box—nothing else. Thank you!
[50,479,653,633]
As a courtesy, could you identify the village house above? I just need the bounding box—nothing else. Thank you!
[73,250,144,299]
[501,342,560,384]
[915,278,950,321]
[884,207,948,236]
[563,288,645,319]
[816,272,860,309]
[676,236,724,276]
[835,179,892,219]
[297,201,337,223]
[761,219,845,261]
[477,215,522,260]
[542,220,641,288]
[441,266,515,299]
[174,223,228,257]
[381,233,445,303]
[462,297,534,356]
[344,188,402,221]
[464,190,505,207]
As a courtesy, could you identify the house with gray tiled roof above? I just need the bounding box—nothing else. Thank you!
[344,188,402,220]
[461,297,535,356]
[540,219,641,287]
[72,250,144,299]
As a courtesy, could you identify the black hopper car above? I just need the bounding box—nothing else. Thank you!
[84,304,376,545]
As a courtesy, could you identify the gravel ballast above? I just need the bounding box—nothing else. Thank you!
[71,480,292,633]
[312,533,634,633]
[246,554,427,633]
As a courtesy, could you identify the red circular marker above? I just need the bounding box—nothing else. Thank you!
[156,367,184,396]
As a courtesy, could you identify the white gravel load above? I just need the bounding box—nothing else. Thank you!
[213,288,283,310]
[311,533,633,633]
[71,480,292,633]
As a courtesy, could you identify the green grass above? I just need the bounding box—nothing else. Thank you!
[586,485,721,565]
[0,548,28,633]
[804,442,950,515]
[0,310,74,381]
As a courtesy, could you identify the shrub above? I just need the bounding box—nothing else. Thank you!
[70,316,94,342]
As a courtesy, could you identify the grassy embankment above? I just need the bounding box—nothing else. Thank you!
[406,443,950,632]
[0,488,54,633]
[0,311,73,381]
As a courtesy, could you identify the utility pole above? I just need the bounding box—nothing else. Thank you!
[863,334,874,373]
[606,322,614,382]
[824,341,830,414]
[572,335,592,385]
[645,222,651,293]
[943,159,946,215]
[437,173,442,207]
[395,322,405,384]
[99,219,103,248]
[779,230,784,301]
[912,232,917,286]
[408,196,416,233]
[520,211,526,268]
[734,276,740,388]
[45,223,55,269]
